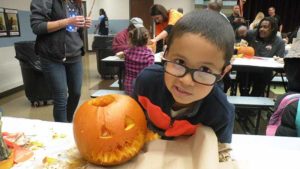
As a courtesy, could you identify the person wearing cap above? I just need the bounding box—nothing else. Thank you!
[112,17,144,54]
[150,4,183,52]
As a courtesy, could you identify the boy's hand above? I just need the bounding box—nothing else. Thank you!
[218,143,232,162]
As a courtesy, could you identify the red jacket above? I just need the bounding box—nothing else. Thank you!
[112,28,129,54]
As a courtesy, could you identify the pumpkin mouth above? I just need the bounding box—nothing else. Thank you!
[88,130,145,166]
[90,95,115,107]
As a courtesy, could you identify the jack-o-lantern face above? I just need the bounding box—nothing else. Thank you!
[73,94,147,166]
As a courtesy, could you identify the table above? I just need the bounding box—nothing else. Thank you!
[101,52,163,89]
[227,96,275,134]
[3,117,300,169]
[230,56,285,96]
[231,56,284,70]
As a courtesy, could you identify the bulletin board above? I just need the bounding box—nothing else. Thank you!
[0,8,20,37]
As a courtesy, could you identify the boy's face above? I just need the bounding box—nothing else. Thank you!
[164,33,231,105]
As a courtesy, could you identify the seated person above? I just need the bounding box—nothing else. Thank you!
[112,17,144,54]
[236,17,285,96]
[287,25,299,44]
[222,25,248,94]
[267,57,300,137]
[121,27,154,95]
[132,10,235,162]
[235,25,248,43]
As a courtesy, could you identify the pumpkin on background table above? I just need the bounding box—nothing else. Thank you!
[237,46,255,58]
[73,94,148,166]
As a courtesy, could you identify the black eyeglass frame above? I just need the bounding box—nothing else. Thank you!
[161,57,223,86]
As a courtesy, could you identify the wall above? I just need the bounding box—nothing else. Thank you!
[0,0,130,94]
[0,0,196,94]
[0,0,34,94]
[154,0,195,14]
[88,0,130,50]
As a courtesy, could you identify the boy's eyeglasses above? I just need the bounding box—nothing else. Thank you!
[162,58,223,86]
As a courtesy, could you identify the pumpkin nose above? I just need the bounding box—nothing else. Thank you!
[90,95,115,107]
[101,126,112,139]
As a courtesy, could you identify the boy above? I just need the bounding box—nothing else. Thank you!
[132,10,235,162]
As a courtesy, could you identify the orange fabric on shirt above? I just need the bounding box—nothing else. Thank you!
[138,96,199,137]
[155,9,183,36]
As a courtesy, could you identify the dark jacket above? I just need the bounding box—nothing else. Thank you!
[284,58,300,93]
[30,0,84,62]
[132,65,235,143]
[274,92,300,137]
[272,58,300,137]
[99,15,109,35]
[245,30,285,58]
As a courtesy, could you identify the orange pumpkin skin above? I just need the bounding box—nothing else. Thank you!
[237,46,255,58]
[73,94,147,166]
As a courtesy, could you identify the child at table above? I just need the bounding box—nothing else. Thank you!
[122,27,154,95]
[132,10,235,162]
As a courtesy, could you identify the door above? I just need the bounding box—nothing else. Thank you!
[130,0,154,35]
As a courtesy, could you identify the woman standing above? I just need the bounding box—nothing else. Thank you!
[150,4,183,52]
[95,8,109,35]
[30,0,91,122]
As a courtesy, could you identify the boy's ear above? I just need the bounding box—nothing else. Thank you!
[221,64,232,79]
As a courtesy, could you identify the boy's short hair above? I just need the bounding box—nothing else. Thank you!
[167,10,235,65]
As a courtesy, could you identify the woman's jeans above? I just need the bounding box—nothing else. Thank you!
[41,57,83,122]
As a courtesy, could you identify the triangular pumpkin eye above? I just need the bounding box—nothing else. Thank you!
[124,116,135,131]
[101,126,112,138]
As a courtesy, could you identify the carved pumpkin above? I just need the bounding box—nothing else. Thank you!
[237,46,255,58]
[73,94,147,166]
